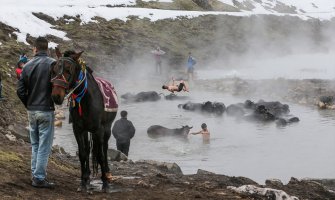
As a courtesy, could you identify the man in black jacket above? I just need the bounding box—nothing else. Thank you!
[17,37,56,189]
[112,110,135,156]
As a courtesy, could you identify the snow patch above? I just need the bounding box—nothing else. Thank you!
[228,185,299,200]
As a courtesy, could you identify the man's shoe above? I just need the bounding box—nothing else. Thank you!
[32,178,55,189]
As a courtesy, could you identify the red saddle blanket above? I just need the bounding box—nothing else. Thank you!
[94,77,118,112]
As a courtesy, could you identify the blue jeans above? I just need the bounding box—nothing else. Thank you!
[28,111,54,180]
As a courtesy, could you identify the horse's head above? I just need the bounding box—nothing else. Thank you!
[51,47,84,105]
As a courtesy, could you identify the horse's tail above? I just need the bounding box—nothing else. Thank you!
[90,133,99,177]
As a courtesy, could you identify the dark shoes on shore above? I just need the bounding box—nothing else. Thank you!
[32,178,55,189]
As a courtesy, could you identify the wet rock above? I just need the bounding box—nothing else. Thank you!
[265,179,284,188]
[136,160,183,175]
[55,113,65,120]
[10,124,29,142]
[54,120,62,127]
[5,133,16,141]
[17,138,25,145]
[52,145,67,155]
[288,177,300,184]
[197,169,216,175]
[107,149,128,162]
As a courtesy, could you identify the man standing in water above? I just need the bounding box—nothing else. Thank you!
[112,110,136,156]
[17,37,56,188]
[190,123,210,144]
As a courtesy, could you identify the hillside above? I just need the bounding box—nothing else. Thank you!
[1,1,335,199]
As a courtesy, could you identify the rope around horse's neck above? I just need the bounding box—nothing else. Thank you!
[64,59,87,100]
[64,69,86,100]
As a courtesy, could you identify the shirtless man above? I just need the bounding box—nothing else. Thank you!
[190,123,210,143]
[162,78,189,93]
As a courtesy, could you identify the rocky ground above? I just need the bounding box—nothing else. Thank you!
[1,130,335,200]
[1,77,335,199]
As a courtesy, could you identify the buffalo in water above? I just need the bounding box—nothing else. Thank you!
[226,100,299,126]
[317,96,335,109]
[147,125,193,138]
[121,91,161,102]
[178,101,226,116]
[164,93,190,101]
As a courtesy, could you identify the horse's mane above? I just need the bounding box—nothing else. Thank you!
[63,50,76,58]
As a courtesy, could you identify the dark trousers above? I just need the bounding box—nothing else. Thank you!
[116,141,130,156]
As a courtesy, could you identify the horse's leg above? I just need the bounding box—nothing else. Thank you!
[74,128,90,192]
[103,122,113,184]
[94,126,110,192]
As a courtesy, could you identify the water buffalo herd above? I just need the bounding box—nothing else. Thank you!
[121,91,189,102]
[121,91,300,138]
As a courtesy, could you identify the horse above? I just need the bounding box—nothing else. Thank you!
[51,48,118,192]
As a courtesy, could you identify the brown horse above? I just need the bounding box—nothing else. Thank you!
[51,48,117,192]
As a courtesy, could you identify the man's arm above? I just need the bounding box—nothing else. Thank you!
[128,121,136,139]
[190,130,202,135]
[16,69,27,107]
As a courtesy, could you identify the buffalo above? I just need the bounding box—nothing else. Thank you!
[147,125,193,138]
[121,91,161,102]
[226,100,299,125]
[178,101,226,115]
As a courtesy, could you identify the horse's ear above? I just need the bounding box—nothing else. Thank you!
[72,51,84,61]
[55,47,62,58]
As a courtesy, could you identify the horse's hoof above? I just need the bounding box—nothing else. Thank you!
[77,185,87,192]
[102,183,110,193]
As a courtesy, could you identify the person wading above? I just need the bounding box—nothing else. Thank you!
[17,37,56,188]
[112,110,136,156]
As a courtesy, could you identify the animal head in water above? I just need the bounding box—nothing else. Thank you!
[181,125,193,135]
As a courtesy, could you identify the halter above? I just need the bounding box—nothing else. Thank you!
[52,57,88,116]
[51,57,78,89]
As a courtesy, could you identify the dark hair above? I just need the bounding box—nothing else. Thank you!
[34,37,48,51]
[120,110,127,118]
[201,123,207,129]
[162,85,167,89]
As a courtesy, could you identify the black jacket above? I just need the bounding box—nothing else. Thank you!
[17,51,56,111]
[112,118,135,143]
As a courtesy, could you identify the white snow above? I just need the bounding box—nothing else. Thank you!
[0,0,334,44]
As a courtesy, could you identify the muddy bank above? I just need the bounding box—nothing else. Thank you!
[1,131,335,200]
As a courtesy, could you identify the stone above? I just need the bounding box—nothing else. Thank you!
[5,133,17,141]
[55,113,65,120]
[107,148,128,162]
[197,169,216,175]
[136,160,183,175]
[54,120,63,127]
[265,179,284,187]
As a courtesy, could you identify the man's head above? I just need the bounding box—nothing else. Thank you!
[201,123,207,129]
[33,36,48,52]
[162,85,168,89]
[120,110,128,118]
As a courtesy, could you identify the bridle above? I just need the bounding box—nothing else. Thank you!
[51,57,78,90]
